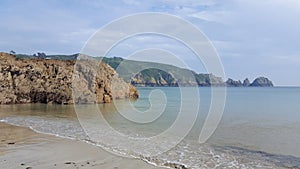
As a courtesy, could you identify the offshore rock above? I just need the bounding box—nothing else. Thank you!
[243,78,251,87]
[250,77,274,87]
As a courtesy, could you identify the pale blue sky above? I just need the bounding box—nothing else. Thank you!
[0,0,299,86]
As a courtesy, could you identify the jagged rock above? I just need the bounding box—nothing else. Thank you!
[0,52,138,104]
[250,77,274,87]
[226,78,242,87]
[243,78,250,87]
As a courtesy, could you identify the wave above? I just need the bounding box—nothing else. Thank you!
[1,116,299,169]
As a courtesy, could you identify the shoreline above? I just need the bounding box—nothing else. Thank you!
[0,122,163,169]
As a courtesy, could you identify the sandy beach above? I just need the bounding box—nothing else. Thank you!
[0,123,162,169]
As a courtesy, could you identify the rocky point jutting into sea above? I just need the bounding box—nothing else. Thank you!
[0,52,138,104]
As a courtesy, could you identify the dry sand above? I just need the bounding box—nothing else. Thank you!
[0,123,163,169]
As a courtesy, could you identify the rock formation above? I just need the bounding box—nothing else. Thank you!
[226,78,242,87]
[225,77,273,87]
[250,77,274,87]
[0,52,138,104]
[243,78,250,87]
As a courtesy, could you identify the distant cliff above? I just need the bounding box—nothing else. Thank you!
[15,54,274,87]
[0,52,138,104]
[101,57,274,87]
[101,57,225,87]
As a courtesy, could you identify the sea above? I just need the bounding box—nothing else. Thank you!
[1,87,300,169]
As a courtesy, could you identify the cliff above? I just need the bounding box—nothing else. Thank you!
[0,52,138,104]
[101,57,273,87]
[15,54,275,87]
[101,57,224,87]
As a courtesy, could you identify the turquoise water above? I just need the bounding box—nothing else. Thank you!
[1,87,300,168]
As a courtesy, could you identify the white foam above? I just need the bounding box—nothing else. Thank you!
[0,116,286,169]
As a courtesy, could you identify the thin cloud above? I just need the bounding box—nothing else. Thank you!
[0,0,299,85]
[189,11,233,24]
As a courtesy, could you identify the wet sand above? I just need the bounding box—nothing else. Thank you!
[0,123,162,169]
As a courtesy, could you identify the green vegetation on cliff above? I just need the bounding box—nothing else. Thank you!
[14,53,273,87]
[102,57,224,86]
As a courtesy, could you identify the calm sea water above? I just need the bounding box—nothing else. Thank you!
[1,87,300,169]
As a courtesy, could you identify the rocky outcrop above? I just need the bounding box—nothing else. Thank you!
[226,78,242,87]
[243,78,250,87]
[250,77,274,87]
[0,52,138,104]
[225,77,274,87]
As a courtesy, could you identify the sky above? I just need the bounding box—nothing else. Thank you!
[0,0,299,86]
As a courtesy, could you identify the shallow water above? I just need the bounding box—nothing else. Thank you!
[1,87,300,169]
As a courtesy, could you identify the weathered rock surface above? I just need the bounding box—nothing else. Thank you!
[250,77,274,87]
[243,78,250,87]
[226,78,242,87]
[0,52,138,104]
